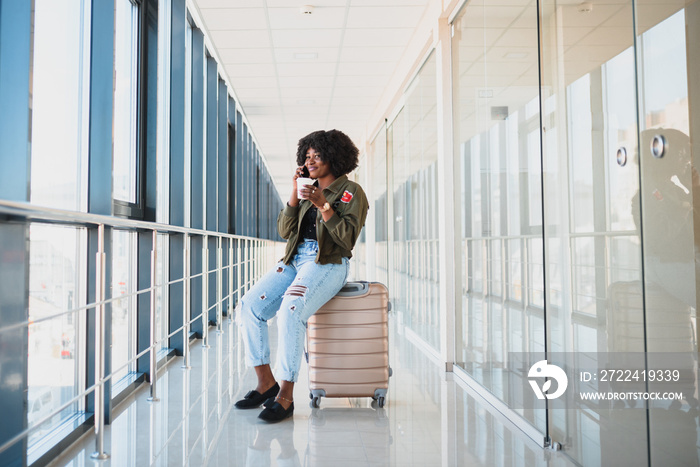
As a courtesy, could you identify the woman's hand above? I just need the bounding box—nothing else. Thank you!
[298,183,327,209]
[289,166,307,207]
[292,166,306,191]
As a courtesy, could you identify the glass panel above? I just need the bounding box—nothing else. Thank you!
[390,53,440,351]
[28,225,86,444]
[113,0,139,203]
[156,233,169,352]
[372,127,389,285]
[452,0,545,432]
[112,230,137,386]
[539,0,648,464]
[352,154,367,280]
[635,2,700,464]
[30,0,90,211]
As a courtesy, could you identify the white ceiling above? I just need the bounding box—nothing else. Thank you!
[191,0,433,198]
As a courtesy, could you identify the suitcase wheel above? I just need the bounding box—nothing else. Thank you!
[377,396,385,408]
[311,395,321,408]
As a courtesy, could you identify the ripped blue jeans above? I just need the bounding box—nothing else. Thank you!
[238,240,349,382]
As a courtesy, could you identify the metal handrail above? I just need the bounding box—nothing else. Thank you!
[0,199,281,459]
[0,199,265,240]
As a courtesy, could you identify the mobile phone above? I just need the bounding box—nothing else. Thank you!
[301,166,310,177]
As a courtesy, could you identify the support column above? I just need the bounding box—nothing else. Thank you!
[435,17,458,371]
[0,1,31,444]
[0,9,32,463]
[168,0,186,354]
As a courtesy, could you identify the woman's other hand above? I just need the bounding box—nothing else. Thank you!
[289,166,306,207]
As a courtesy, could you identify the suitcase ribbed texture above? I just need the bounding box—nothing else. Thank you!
[307,282,390,401]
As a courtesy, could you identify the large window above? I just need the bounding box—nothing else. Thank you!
[113,0,143,215]
[30,0,91,211]
[27,225,87,446]
[112,230,137,387]
[390,53,440,351]
[27,0,91,452]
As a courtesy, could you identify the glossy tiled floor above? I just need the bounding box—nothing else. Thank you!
[49,315,577,466]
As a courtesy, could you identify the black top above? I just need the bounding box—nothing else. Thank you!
[300,203,318,240]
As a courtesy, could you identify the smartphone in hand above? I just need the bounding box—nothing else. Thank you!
[301,166,310,177]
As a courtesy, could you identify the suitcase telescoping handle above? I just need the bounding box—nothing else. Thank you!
[336,281,370,297]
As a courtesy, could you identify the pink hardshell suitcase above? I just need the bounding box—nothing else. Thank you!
[306,281,392,408]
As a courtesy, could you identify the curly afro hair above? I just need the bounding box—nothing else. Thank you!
[296,129,359,178]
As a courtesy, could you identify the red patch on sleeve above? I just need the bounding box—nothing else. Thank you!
[340,190,354,203]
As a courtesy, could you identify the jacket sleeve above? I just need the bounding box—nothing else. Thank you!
[277,203,300,240]
[322,185,369,251]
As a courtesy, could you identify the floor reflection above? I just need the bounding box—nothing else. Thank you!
[49,315,576,467]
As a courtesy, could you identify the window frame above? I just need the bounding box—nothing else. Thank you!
[113,0,148,219]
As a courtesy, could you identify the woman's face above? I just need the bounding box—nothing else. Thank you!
[305,148,332,179]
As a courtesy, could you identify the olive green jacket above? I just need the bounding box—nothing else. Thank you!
[277,175,369,265]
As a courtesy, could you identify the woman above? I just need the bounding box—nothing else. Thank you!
[235,129,369,422]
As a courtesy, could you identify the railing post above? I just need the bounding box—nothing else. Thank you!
[229,238,234,317]
[182,233,191,369]
[202,234,210,348]
[91,224,109,460]
[147,230,160,402]
[237,238,242,307]
[216,236,223,333]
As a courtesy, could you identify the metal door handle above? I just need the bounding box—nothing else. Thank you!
[617,147,627,166]
[651,134,666,158]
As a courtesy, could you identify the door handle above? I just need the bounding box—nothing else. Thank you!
[651,134,667,158]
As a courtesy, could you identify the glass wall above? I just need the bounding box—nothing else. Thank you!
[390,53,440,351]
[371,126,389,286]
[352,154,367,281]
[538,1,648,462]
[634,3,699,465]
[452,0,545,432]
[452,0,700,464]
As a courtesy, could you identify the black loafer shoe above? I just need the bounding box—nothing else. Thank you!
[235,383,280,409]
[258,401,294,423]
[263,397,276,408]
